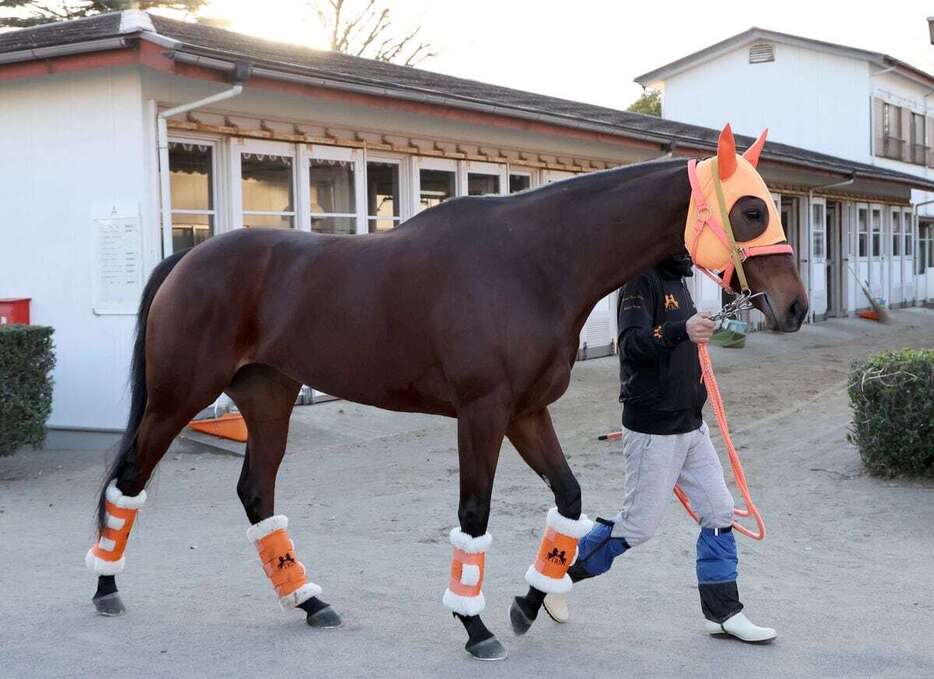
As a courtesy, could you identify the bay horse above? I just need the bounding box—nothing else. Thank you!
[87,124,807,660]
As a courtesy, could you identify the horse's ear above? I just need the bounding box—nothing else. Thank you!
[717,123,737,180]
[743,128,768,168]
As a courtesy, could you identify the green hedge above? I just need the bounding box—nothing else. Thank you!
[0,325,55,456]
[848,348,934,478]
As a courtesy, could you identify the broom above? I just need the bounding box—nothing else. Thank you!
[846,263,890,323]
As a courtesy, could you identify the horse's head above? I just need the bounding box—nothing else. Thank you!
[686,124,808,332]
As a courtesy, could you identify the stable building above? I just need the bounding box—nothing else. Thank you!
[2,11,932,443]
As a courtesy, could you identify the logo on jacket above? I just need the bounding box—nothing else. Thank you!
[653,325,663,339]
[664,294,679,310]
[278,553,296,569]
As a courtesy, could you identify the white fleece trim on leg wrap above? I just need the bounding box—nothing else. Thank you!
[279,582,322,610]
[448,527,492,553]
[545,507,593,538]
[525,565,572,594]
[105,480,147,509]
[442,589,486,616]
[85,548,125,575]
[246,515,289,542]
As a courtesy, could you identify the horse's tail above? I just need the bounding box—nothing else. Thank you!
[96,248,191,531]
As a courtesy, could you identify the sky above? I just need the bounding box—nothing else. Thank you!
[201,0,934,111]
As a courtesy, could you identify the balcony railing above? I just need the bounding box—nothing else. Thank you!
[911,143,929,165]
[876,136,905,161]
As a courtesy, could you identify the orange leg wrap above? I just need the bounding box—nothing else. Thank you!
[248,515,322,609]
[442,529,492,616]
[524,508,592,594]
[85,481,146,576]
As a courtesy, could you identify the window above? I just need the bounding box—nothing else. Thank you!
[168,141,215,252]
[870,208,882,257]
[748,42,774,64]
[419,169,455,210]
[857,206,869,257]
[919,223,933,274]
[882,103,903,160]
[891,211,902,256]
[811,203,825,259]
[905,213,914,256]
[467,173,500,196]
[367,161,400,232]
[241,153,295,228]
[309,158,356,234]
[509,173,531,193]
[912,113,927,164]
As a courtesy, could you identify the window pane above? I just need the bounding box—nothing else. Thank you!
[509,174,531,193]
[368,217,398,233]
[858,210,868,257]
[419,169,455,209]
[892,213,901,255]
[468,173,500,196]
[310,159,356,215]
[171,212,212,252]
[367,162,400,223]
[871,211,881,256]
[243,213,294,229]
[311,215,355,235]
[169,142,213,211]
[241,154,294,213]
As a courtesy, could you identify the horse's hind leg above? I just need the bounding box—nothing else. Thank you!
[504,408,591,635]
[443,393,511,661]
[90,403,206,615]
[227,364,341,628]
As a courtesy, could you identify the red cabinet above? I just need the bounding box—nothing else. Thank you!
[0,298,31,325]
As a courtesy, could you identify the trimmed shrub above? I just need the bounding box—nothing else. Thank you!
[848,348,934,478]
[0,325,55,456]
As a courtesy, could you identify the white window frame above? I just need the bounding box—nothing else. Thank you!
[890,208,903,257]
[413,156,458,214]
[508,166,539,193]
[902,207,914,257]
[811,198,826,260]
[856,203,870,259]
[164,135,225,254]
[464,160,508,196]
[300,143,366,235]
[230,138,299,230]
[870,204,883,258]
[365,152,408,231]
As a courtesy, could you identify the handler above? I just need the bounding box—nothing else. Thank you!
[542,252,776,642]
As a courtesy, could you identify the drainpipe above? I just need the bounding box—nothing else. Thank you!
[806,174,856,321]
[157,64,251,257]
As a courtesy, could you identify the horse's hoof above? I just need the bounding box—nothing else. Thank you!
[306,605,343,629]
[93,592,126,617]
[465,636,507,661]
[508,598,534,636]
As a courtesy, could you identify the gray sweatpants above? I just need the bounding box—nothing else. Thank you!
[611,422,734,546]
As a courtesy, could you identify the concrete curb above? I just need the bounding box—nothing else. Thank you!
[170,428,245,458]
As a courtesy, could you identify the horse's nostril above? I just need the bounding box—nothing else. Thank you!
[788,296,808,321]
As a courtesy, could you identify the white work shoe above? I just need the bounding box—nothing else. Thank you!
[542,593,570,623]
[705,611,777,642]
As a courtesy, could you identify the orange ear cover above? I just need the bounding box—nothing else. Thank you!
[743,129,768,168]
[717,123,737,179]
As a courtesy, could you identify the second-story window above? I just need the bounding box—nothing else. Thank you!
[911,113,927,165]
[881,103,902,160]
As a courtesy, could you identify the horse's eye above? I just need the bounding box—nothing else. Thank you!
[744,209,761,221]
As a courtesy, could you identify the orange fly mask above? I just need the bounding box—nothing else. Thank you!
[685,124,793,293]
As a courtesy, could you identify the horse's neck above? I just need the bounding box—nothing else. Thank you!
[525,162,691,318]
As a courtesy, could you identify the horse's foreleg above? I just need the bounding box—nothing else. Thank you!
[228,365,341,628]
[445,393,510,661]
[505,408,591,634]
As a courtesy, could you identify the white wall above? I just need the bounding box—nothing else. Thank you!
[662,43,871,163]
[0,67,156,430]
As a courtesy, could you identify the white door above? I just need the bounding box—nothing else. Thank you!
[300,144,366,235]
[413,157,458,214]
[542,169,575,184]
[809,198,827,318]
[579,294,615,356]
[465,160,508,196]
[889,208,904,305]
[902,208,915,304]
[869,205,885,303]
[854,204,871,308]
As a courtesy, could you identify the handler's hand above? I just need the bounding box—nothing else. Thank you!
[686,313,716,343]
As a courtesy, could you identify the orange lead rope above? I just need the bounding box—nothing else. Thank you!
[673,342,766,540]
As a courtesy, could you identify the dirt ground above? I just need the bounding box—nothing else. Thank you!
[1,308,932,679]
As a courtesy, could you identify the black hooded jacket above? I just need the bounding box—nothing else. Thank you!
[617,256,707,434]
